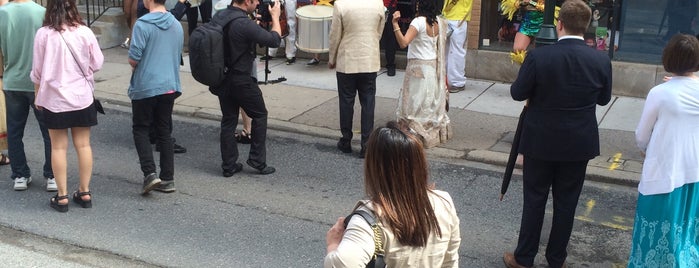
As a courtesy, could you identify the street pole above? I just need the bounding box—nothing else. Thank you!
[535,0,557,46]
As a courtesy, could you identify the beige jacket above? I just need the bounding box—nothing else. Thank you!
[328,0,385,74]
[324,190,461,267]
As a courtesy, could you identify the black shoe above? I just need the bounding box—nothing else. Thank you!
[337,140,352,153]
[285,57,296,65]
[173,143,187,153]
[223,163,243,177]
[260,55,274,60]
[359,147,366,159]
[387,65,396,77]
[155,142,187,154]
[306,58,320,66]
[246,159,276,175]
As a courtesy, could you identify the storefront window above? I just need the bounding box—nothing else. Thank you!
[477,0,699,65]
[617,0,698,64]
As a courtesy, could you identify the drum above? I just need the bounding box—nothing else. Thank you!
[295,5,333,53]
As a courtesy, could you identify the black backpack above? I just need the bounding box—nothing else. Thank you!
[189,9,245,87]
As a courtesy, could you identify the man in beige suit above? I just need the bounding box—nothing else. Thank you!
[328,0,385,158]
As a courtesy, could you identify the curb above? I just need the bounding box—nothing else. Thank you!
[99,99,640,188]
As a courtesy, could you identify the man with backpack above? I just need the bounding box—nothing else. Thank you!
[203,0,281,177]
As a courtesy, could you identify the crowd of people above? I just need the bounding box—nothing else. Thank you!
[1,0,697,266]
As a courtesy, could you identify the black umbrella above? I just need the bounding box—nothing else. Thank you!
[500,105,527,201]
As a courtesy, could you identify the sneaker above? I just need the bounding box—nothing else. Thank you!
[154,180,176,193]
[448,86,465,93]
[306,58,320,66]
[46,177,58,192]
[13,176,32,191]
[142,173,161,195]
[285,57,296,65]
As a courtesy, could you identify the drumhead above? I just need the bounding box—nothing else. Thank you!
[296,5,333,18]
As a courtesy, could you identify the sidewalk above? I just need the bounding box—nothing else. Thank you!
[96,47,645,187]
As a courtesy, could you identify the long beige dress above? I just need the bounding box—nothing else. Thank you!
[397,16,451,148]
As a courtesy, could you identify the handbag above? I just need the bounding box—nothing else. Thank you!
[59,32,105,114]
[343,209,386,268]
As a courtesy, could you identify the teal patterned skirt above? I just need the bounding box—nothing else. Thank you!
[519,11,544,37]
[627,182,699,268]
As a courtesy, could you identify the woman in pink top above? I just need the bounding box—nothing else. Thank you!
[30,0,104,212]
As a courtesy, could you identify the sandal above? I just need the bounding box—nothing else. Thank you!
[235,129,252,144]
[50,194,69,212]
[72,190,92,208]
[0,153,9,165]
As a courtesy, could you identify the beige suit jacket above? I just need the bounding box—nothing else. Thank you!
[328,0,385,74]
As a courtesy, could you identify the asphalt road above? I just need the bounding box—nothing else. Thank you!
[0,103,637,267]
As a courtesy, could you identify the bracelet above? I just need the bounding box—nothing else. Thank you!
[393,29,400,32]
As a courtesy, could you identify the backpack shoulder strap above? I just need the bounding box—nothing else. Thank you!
[343,209,386,268]
[217,9,249,70]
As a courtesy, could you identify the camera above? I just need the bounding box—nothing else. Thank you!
[256,0,285,23]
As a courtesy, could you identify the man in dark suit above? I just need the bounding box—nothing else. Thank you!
[503,1,612,268]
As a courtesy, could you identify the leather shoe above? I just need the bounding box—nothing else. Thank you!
[155,142,187,154]
[503,252,530,268]
[337,140,351,153]
[386,65,396,77]
[223,163,243,177]
[246,159,275,175]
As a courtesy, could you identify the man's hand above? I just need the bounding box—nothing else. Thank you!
[268,0,282,36]
[328,62,335,69]
[268,0,281,20]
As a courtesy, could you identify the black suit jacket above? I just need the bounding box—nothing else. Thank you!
[510,38,612,161]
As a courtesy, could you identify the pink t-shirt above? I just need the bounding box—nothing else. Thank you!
[31,25,104,113]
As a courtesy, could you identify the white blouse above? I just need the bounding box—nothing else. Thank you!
[407,16,438,60]
[635,76,699,195]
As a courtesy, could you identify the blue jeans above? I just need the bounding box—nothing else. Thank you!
[4,91,53,179]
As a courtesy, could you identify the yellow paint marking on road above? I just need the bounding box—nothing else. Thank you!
[575,216,594,222]
[609,153,623,170]
[601,221,632,231]
[583,199,595,217]
[612,216,628,223]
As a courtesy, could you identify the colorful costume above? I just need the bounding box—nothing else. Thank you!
[500,0,561,64]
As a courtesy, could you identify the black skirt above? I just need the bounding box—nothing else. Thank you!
[43,102,98,129]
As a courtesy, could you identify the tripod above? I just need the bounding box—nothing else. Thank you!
[259,45,287,85]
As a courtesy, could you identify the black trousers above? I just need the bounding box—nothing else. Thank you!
[336,72,376,149]
[132,93,177,181]
[514,156,588,268]
[186,0,212,35]
[218,75,268,172]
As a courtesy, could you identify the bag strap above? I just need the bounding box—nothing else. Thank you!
[217,9,247,70]
[344,210,386,268]
[59,32,92,91]
[59,31,105,114]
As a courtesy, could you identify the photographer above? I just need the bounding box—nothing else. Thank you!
[211,0,281,177]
